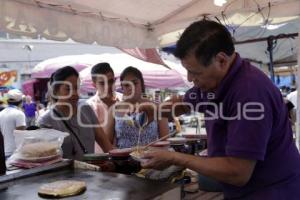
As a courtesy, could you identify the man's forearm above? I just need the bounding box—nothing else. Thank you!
[172,152,255,186]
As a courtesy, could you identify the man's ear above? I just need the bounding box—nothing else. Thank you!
[51,89,58,101]
[215,52,229,68]
[92,82,96,88]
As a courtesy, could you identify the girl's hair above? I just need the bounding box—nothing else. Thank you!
[49,66,79,101]
[120,66,145,93]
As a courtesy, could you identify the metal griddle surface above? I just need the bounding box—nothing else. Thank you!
[0,169,179,200]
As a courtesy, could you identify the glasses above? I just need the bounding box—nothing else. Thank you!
[97,78,116,86]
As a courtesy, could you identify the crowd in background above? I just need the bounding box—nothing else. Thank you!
[0,63,171,160]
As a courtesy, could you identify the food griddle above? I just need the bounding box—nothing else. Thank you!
[0,161,180,200]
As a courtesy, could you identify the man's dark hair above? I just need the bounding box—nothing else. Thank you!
[120,66,145,93]
[174,20,235,66]
[49,66,79,102]
[91,62,114,82]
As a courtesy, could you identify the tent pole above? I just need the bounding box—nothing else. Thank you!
[235,33,298,45]
[296,26,300,150]
[267,36,275,83]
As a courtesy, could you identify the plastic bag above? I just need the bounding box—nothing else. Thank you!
[7,129,69,168]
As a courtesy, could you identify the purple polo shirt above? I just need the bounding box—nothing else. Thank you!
[23,103,36,118]
[184,54,300,199]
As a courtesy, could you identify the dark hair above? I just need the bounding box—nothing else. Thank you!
[174,20,235,66]
[91,62,114,82]
[120,66,145,93]
[49,66,79,101]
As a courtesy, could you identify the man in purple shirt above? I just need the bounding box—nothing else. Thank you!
[141,20,300,199]
[23,95,37,127]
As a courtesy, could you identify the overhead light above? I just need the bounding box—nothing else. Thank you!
[261,23,287,30]
[214,0,227,7]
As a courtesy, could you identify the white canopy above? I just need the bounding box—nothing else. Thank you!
[32,54,105,78]
[31,53,189,90]
[79,53,188,92]
[0,0,299,47]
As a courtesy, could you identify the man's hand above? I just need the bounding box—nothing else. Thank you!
[141,150,175,170]
[141,149,256,187]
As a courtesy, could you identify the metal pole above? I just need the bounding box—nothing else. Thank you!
[267,36,275,83]
[296,24,300,149]
[235,33,298,45]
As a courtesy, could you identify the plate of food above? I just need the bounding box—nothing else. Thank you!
[109,148,134,158]
[130,149,148,163]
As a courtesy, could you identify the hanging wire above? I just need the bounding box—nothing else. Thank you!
[214,16,222,24]
[221,0,272,39]
[256,2,271,38]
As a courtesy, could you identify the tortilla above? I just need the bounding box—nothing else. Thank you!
[21,142,58,158]
[38,180,86,198]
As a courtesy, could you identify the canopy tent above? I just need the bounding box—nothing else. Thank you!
[22,79,37,97]
[79,53,188,93]
[1,0,300,146]
[0,0,299,48]
[31,53,188,91]
[32,54,106,78]
[162,18,299,65]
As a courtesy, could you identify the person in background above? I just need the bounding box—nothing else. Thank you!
[0,100,6,112]
[86,63,117,152]
[106,66,169,149]
[23,95,37,127]
[0,89,26,158]
[286,90,297,131]
[286,90,297,109]
[140,20,300,199]
[38,66,113,160]
[37,91,52,117]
